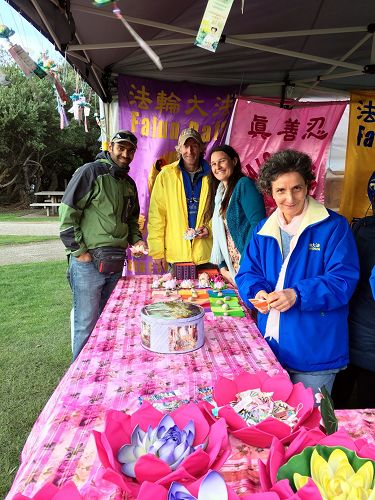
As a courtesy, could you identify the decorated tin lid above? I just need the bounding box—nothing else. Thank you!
[141,301,203,319]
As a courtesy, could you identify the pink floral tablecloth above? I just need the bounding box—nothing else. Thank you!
[7,276,375,499]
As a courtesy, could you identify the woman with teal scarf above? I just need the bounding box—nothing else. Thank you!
[205,145,265,286]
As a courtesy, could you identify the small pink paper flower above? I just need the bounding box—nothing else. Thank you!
[259,426,375,495]
[13,481,82,499]
[202,370,320,448]
[93,402,231,498]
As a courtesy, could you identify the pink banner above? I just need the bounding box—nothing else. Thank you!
[230,99,346,211]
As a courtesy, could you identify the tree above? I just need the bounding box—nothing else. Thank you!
[0,50,100,205]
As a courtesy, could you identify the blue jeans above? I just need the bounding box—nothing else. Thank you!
[68,256,122,360]
[288,371,337,400]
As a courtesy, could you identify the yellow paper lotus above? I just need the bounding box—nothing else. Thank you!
[293,448,375,500]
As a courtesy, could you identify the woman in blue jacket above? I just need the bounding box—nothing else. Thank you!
[206,145,265,286]
[236,149,359,396]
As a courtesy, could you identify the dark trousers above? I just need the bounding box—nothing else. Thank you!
[332,364,375,409]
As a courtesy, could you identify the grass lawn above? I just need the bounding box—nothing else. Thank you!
[0,261,71,498]
[0,235,59,246]
[0,210,58,222]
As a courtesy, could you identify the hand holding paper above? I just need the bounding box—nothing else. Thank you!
[130,240,148,258]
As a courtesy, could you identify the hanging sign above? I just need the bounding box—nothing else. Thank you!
[194,0,234,53]
[340,91,375,221]
[229,99,346,212]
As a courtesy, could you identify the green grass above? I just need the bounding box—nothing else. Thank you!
[0,261,71,498]
[0,235,59,246]
[0,210,58,222]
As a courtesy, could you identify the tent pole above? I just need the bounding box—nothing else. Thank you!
[225,37,363,71]
[67,38,194,51]
[72,4,197,36]
[28,0,62,51]
[234,26,366,40]
[294,33,371,98]
[73,31,110,98]
[296,71,364,84]
[371,33,375,63]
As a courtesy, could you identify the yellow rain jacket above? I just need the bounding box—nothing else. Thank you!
[147,160,212,265]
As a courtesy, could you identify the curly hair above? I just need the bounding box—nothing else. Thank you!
[204,144,244,224]
[257,149,316,196]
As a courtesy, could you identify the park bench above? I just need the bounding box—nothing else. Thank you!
[29,202,61,216]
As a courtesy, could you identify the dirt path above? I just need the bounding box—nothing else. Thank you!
[0,222,59,236]
[0,222,66,265]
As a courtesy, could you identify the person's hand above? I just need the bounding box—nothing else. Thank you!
[131,240,148,258]
[195,226,209,239]
[267,288,297,312]
[220,267,236,287]
[76,252,92,262]
[255,290,269,301]
[154,258,167,273]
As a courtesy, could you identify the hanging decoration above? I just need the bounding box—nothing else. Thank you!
[37,51,68,103]
[68,92,91,131]
[94,111,108,148]
[92,0,163,70]
[194,0,234,53]
[37,51,69,129]
[0,24,15,40]
[0,24,47,79]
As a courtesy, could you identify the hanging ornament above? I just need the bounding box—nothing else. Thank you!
[37,51,58,73]
[37,51,68,103]
[56,94,69,129]
[93,0,162,71]
[68,92,91,129]
[0,24,15,41]
[1,26,47,79]
[8,44,47,79]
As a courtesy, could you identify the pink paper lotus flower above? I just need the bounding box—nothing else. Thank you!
[259,426,375,497]
[211,277,226,290]
[202,371,320,448]
[135,470,256,500]
[118,414,205,478]
[13,481,82,499]
[93,402,231,499]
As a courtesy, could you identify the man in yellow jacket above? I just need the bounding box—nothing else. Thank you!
[148,128,212,272]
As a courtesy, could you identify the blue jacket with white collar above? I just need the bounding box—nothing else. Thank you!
[236,196,360,372]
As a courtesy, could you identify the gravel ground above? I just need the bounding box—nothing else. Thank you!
[0,222,66,265]
[0,222,59,236]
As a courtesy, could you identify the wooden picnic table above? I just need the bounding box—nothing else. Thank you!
[30,191,65,216]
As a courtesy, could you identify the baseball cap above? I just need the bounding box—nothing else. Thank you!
[177,128,204,148]
[111,130,138,148]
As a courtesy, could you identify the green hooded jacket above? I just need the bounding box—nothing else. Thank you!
[59,152,142,257]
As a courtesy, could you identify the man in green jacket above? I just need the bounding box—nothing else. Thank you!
[60,130,146,360]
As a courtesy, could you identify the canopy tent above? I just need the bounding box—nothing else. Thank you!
[6,0,375,102]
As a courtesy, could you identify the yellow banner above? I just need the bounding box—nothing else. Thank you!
[340,91,375,221]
